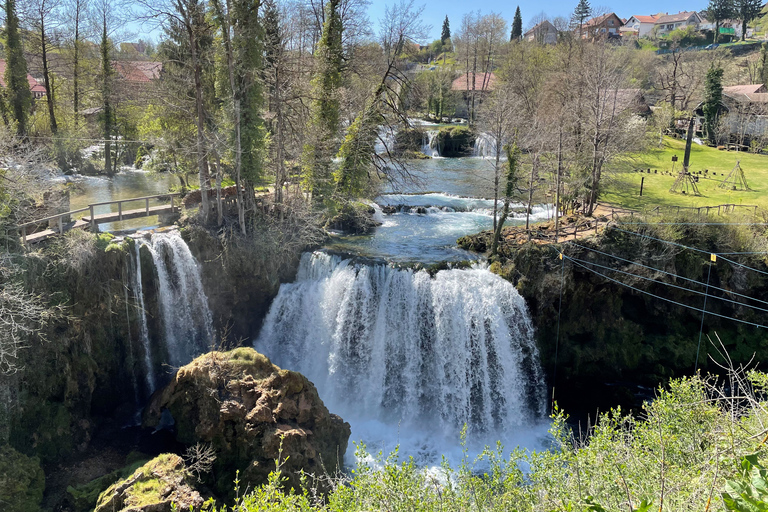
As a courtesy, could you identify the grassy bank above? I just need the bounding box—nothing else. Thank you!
[603,137,768,211]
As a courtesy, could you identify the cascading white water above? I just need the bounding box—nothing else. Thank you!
[473,132,498,158]
[138,232,214,370]
[130,242,156,395]
[256,252,546,440]
[422,130,440,157]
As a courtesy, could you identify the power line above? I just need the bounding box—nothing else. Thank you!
[621,222,768,226]
[696,263,713,372]
[567,242,768,307]
[717,254,768,277]
[563,255,767,330]
[566,254,768,314]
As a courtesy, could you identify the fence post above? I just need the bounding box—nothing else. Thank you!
[118,202,123,221]
[146,198,150,215]
[171,196,175,212]
[58,216,63,233]
[89,205,96,232]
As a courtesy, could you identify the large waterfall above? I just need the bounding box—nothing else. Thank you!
[127,231,214,396]
[256,252,546,443]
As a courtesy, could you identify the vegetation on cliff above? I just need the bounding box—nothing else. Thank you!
[459,211,768,413]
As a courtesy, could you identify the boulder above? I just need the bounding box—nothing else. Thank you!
[0,445,45,512]
[94,454,206,512]
[143,348,351,495]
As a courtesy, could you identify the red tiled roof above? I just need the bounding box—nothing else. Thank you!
[451,72,496,92]
[655,11,699,24]
[724,84,767,95]
[584,13,618,27]
[0,59,46,94]
[112,61,162,82]
[631,15,658,23]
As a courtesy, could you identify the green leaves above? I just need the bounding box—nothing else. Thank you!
[722,455,768,511]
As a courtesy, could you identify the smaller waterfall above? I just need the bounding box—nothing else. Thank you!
[473,132,498,158]
[422,130,440,157]
[130,242,156,395]
[137,231,214,371]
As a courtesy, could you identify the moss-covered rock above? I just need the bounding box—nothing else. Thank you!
[143,348,351,496]
[66,456,151,512]
[392,127,425,155]
[0,445,45,512]
[94,454,208,512]
[324,201,380,234]
[435,126,475,157]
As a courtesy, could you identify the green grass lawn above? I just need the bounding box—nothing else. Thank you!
[602,137,768,211]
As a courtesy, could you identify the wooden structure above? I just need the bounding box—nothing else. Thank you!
[670,116,702,196]
[719,161,751,191]
[18,193,181,245]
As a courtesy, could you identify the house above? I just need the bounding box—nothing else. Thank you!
[111,61,162,102]
[524,20,558,44]
[451,72,496,94]
[0,59,47,99]
[724,84,767,95]
[621,15,658,37]
[692,86,768,145]
[451,72,496,118]
[654,11,704,36]
[582,13,624,39]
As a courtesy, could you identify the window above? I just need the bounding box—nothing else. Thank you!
[608,20,614,26]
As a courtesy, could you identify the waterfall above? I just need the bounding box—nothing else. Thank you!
[129,242,156,395]
[473,132,498,158]
[256,252,546,438]
[139,232,214,370]
[422,130,440,157]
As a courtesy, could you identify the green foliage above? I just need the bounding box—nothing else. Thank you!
[333,88,383,198]
[221,370,768,512]
[708,0,736,42]
[233,0,267,184]
[3,0,32,137]
[736,0,764,41]
[511,6,523,41]
[435,125,475,156]
[66,457,150,512]
[302,0,343,201]
[722,454,768,511]
[0,445,45,512]
[703,66,725,145]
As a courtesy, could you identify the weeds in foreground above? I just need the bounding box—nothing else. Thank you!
[209,343,768,511]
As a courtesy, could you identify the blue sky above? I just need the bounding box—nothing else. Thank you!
[366,0,710,41]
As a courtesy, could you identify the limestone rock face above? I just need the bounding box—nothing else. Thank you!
[143,348,351,494]
[94,454,205,512]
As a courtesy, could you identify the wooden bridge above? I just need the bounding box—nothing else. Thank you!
[18,193,181,245]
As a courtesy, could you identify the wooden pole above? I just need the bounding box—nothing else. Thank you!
[90,205,96,232]
[640,176,645,196]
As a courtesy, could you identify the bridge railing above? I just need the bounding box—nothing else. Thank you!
[17,192,183,245]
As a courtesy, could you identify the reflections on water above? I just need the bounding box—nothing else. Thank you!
[54,169,178,232]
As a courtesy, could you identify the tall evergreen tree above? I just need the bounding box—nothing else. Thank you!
[4,0,33,137]
[760,43,768,88]
[736,0,762,41]
[707,0,735,43]
[511,6,523,41]
[572,0,592,38]
[703,66,724,145]
[441,15,450,42]
[302,0,343,202]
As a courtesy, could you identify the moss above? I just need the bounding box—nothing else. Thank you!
[66,457,149,512]
[0,445,45,512]
[94,233,115,251]
[436,126,475,156]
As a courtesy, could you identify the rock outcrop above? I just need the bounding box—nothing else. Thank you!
[94,454,206,512]
[143,348,351,495]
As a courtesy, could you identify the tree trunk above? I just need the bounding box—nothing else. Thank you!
[40,22,57,134]
[491,197,510,256]
[213,0,246,233]
[73,6,80,129]
[525,155,538,238]
[188,9,211,223]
